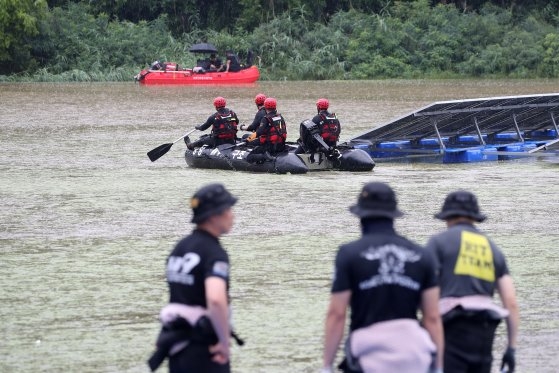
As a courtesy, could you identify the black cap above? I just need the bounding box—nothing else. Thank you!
[190,183,237,224]
[349,182,403,219]
[434,190,486,222]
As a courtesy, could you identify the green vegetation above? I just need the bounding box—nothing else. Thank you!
[1,0,559,81]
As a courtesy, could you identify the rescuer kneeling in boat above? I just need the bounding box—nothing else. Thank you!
[295,98,341,155]
[148,183,243,373]
[245,97,288,163]
[186,97,239,150]
[239,93,267,133]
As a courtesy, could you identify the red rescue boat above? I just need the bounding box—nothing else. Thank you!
[134,64,260,85]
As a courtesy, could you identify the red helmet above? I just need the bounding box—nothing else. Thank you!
[254,93,267,106]
[264,97,277,110]
[213,96,226,108]
[316,98,329,110]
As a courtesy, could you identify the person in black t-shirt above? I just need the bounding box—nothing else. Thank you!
[219,50,241,72]
[321,182,444,373]
[208,54,222,71]
[150,183,238,373]
[426,190,519,373]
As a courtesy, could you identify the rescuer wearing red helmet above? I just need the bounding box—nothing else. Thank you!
[245,97,288,163]
[255,93,267,106]
[314,98,341,148]
[295,98,342,154]
[186,97,239,150]
[240,93,267,133]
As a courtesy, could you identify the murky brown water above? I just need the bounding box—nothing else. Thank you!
[1,80,558,372]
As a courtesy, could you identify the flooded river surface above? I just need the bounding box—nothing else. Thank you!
[1,80,558,372]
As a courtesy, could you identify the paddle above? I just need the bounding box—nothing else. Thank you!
[147,129,197,162]
[221,141,247,151]
[310,133,343,162]
[312,133,333,152]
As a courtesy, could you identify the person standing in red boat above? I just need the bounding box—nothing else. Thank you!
[186,97,239,150]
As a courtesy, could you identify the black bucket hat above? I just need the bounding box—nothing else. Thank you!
[434,190,487,222]
[190,183,237,224]
[349,182,404,219]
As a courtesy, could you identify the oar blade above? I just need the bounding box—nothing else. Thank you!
[147,143,173,162]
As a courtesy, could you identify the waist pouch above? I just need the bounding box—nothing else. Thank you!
[443,306,503,323]
[148,316,218,372]
[190,315,219,344]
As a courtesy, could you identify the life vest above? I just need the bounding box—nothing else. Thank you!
[319,113,340,143]
[212,110,238,140]
[151,61,178,71]
[163,62,178,71]
[260,112,287,145]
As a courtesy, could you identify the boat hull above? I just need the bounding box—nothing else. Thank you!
[136,66,259,85]
[185,144,308,174]
[294,148,375,171]
[184,144,375,173]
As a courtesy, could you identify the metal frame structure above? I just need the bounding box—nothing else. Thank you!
[349,93,559,163]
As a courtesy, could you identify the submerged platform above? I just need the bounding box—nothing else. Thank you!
[348,93,559,163]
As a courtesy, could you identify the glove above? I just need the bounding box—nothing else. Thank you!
[247,132,257,141]
[500,347,515,373]
[239,124,246,131]
[195,124,203,131]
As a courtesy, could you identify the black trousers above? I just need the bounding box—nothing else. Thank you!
[190,135,234,148]
[443,312,501,373]
[246,144,286,163]
[168,342,230,373]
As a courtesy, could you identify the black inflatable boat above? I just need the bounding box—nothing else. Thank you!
[184,143,374,174]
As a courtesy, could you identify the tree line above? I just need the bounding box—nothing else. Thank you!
[1,0,558,81]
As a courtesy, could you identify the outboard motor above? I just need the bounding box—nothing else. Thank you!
[299,119,321,152]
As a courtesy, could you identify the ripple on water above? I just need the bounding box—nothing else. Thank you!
[1,81,558,373]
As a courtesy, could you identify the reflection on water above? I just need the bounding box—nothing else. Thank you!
[1,80,558,372]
